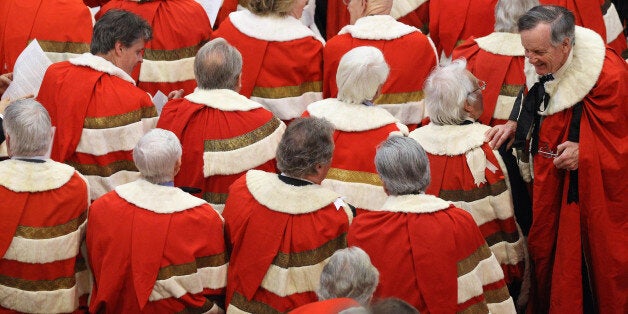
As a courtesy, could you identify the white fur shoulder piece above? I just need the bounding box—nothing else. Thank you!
[376,194,451,214]
[307,98,399,131]
[339,15,418,40]
[246,170,341,214]
[0,159,76,192]
[390,0,428,20]
[229,10,322,43]
[115,179,207,214]
[69,53,135,84]
[409,123,490,156]
[185,89,263,111]
[475,32,524,56]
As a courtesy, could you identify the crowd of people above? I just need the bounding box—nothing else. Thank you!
[0,0,626,313]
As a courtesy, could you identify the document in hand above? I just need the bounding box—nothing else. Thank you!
[1,39,52,101]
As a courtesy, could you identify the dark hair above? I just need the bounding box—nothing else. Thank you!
[276,117,334,177]
[518,5,575,46]
[91,9,153,54]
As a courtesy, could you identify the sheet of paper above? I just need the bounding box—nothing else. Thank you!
[152,90,169,115]
[1,40,52,101]
[195,0,222,27]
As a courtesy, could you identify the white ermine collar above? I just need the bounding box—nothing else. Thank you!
[185,88,263,111]
[377,194,451,214]
[0,159,75,192]
[339,15,418,40]
[229,10,322,43]
[409,123,490,156]
[307,98,399,132]
[390,0,428,20]
[246,170,341,214]
[475,32,524,56]
[69,53,135,84]
[115,179,208,214]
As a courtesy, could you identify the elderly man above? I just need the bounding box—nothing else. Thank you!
[37,10,158,200]
[222,117,353,313]
[0,100,90,313]
[87,129,227,313]
[349,136,515,313]
[486,5,628,313]
[157,38,285,212]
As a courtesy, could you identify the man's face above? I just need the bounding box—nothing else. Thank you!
[520,23,571,76]
[117,39,146,76]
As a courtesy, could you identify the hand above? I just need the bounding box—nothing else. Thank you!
[0,73,13,95]
[554,141,579,170]
[485,120,517,149]
[167,89,184,100]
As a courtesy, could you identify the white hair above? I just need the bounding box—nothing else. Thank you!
[336,46,390,104]
[424,59,475,125]
[494,0,539,33]
[133,129,182,184]
[3,99,52,157]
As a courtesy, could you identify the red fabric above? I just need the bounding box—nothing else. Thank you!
[83,0,110,7]
[527,49,628,313]
[326,1,351,39]
[330,125,399,175]
[289,298,361,313]
[0,0,92,73]
[397,2,430,34]
[214,0,238,29]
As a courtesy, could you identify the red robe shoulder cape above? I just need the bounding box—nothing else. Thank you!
[289,298,361,313]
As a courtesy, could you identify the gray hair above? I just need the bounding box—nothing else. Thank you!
[276,117,334,178]
[518,5,575,47]
[2,99,52,157]
[91,9,152,55]
[375,136,430,195]
[371,298,419,314]
[494,0,539,33]
[337,46,390,104]
[133,129,182,184]
[424,59,476,125]
[317,247,380,306]
[195,38,243,90]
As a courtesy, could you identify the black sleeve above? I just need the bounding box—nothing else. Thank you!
[0,117,4,143]
[567,102,583,143]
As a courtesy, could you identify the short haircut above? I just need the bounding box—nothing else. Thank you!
[317,247,380,306]
[133,129,182,184]
[195,38,243,90]
[494,0,539,33]
[3,99,52,157]
[370,298,419,314]
[336,46,390,104]
[518,5,575,47]
[424,59,476,125]
[375,136,431,195]
[244,0,295,16]
[276,117,334,178]
[91,9,153,55]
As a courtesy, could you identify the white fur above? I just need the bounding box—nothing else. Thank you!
[139,57,195,83]
[390,0,428,20]
[227,305,250,314]
[307,98,400,132]
[229,10,323,43]
[3,220,86,263]
[69,53,135,84]
[457,252,507,304]
[185,89,263,111]
[604,4,624,43]
[321,178,387,211]
[339,15,418,40]
[76,120,145,156]
[377,194,451,213]
[489,234,526,267]
[475,32,524,56]
[149,263,228,301]
[377,101,425,125]
[252,91,322,121]
[488,298,517,313]
[409,123,490,156]
[494,95,517,120]
[260,258,329,297]
[115,179,208,214]
[465,147,488,185]
[0,159,75,192]
[85,170,141,200]
[453,189,513,226]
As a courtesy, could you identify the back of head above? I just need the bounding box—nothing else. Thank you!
[91,9,153,55]
[276,117,334,178]
[375,136,430,196]
[494,0,539,33]
[336,46,390,104]
[317,247,380,306]
[133,129,182,184]
[3,99,52,157]
[517,5,575,46]
[243,0,294,16]
[424,59,476,125]
[370,298,419,314]
[195,38,243,90]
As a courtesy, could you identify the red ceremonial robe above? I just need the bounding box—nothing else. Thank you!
[348,194,515,313]
[289,298,361,313]
[0,159,90,313]
[522,26,628,313]
[303,98,408,212]
[37,53,158,200]
[87,179,227,313]
[157,88,285,212]
[213,10,324,121]
[222,170,353,313]
[0,0,92,72]
[96,0,212,96]
[324,15,438,125]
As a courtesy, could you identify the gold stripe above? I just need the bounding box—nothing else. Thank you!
[203,192,228,205]
[438,179,507,203]
[326,168,383,186]
[177,298,216,314]
[204,117,281,152]
[458,300,490,314]
[484,286,511,304]
[485,230,520,247]
[251,81,322,99]
[143,42,206,61]
[0,274,75,292]
[33,39,90,54]
[374,90,424,105]
[156,253,228,281]
[66,160,138,177]
[499,84,524,97]
[83,106,158,129]
[456,39,466,47]
[230,292,282,314]
[272,234,346,268]
[15,211,87,239]
[457,243,493,277]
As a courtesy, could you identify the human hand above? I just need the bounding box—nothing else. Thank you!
[553,141,579,170]
[0,73,13,95]
[485,120,517,149]
[167,89,184,100]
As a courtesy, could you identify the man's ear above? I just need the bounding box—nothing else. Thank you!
[114,41,124,56]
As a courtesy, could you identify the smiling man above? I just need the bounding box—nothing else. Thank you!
[486,5,628,313]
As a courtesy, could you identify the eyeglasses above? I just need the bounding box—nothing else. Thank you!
[468,80,487,96]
